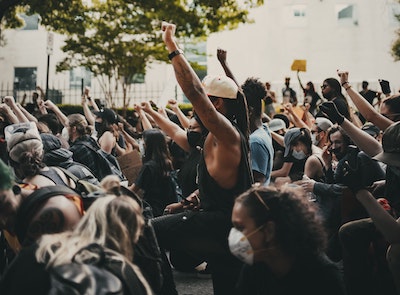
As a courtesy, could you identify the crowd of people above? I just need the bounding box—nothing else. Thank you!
[0,21,400,295]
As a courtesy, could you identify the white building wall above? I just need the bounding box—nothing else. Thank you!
[206,0,400,102]
[1,0,400,106]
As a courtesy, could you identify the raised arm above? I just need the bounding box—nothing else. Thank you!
[134,104,152,131]
[320,101,383,157]
[297,70,306,93]
[167,99,190,129]
[16,103,38,122]
[217,48,239,86]
[356,189,400,244]
[43,100,69,128]
[161,22,239,145]
[81,95,95,126]
[338,70,393,131]
[141,101,190,152]
[0,103,19,124]
[284,103,309,129]
[4,96,29,123]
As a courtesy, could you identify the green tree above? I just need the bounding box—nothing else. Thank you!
[2,0,263,111]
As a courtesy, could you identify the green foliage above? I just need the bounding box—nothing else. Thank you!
[392,7,400,60]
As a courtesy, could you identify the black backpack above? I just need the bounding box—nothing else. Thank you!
[77,141,125,181]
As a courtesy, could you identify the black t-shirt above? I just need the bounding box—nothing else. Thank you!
[284,155,307,181]
[135,160,177,217]
[236,254,346,295]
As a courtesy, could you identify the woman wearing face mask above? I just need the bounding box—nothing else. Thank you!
[139,101,208,198]
[230,185,346,295]
[271,127,316,183]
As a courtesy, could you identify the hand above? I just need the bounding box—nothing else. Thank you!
[3,96,16,108]
[300,179,316,193]
[161,21,176,47]
[180,192,200,211]
[283,103,293,114]
[320,101,345,124]
[370,179,386,196]
[43,100,56,111]
[217,48,227,64]
[168,99,179,110]
[140,101,153,113]
[164,202,184,214]
[337,70,349,86]
[84,86,90,97]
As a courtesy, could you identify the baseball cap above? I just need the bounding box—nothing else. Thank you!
[202,75,238,99]
[362,123,380,138]
[268,118,286,132]
[373,122,400,167]
[315,117,333,132]
[5,122,43,163]
[94,108,118,124]
[284,128,302,157]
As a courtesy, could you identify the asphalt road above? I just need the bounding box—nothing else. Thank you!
[174,269,213,295]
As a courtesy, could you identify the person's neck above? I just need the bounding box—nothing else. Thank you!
[261,248,294,278]
[250,119,263,133]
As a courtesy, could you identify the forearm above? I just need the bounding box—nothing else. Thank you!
[52,106,69,127]
[82,102,95,126]
[17,104,37,122]
[341,119,382,157]
[172,106,190,129]
[356,190,400,243]
[345,87,392,130]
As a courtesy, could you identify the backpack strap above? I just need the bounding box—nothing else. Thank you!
[37,167,68,186]
[15,186,79,245]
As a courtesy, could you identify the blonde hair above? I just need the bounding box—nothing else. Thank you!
[36,195,144,266]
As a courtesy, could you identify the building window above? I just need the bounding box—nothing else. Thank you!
[19,14,40,30]
[69,67,92,89]
[14,67,37,90]
[336,4,358,25]
[284,5,307,27]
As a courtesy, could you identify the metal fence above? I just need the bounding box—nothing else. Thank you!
[0,81,177,108]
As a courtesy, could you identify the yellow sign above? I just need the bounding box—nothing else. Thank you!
[291,60,307,72]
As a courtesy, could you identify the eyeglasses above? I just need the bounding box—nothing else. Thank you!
[321,84,329,90]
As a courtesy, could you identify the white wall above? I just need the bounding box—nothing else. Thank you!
[206,0,400,102]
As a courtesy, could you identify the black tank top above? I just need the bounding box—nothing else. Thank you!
[198,125,253,213]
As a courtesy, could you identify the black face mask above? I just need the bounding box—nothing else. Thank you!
[330,147,345,160]
[187,131,203,149]
[322,91,335,100]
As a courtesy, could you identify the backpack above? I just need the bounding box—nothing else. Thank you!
[78,141,126,181]
[57,167,103,210]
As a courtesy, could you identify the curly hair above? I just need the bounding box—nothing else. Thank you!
[241,77,267,119]
[235,185,327,257]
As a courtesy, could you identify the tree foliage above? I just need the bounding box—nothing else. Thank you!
[1,0,263,109]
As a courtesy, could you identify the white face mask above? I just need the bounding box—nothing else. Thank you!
[292,149,307,160]
[311,133,319,146]
[228,227,255,265]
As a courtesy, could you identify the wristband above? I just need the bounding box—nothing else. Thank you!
[341,81,349,87]
[168,49,184,61]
